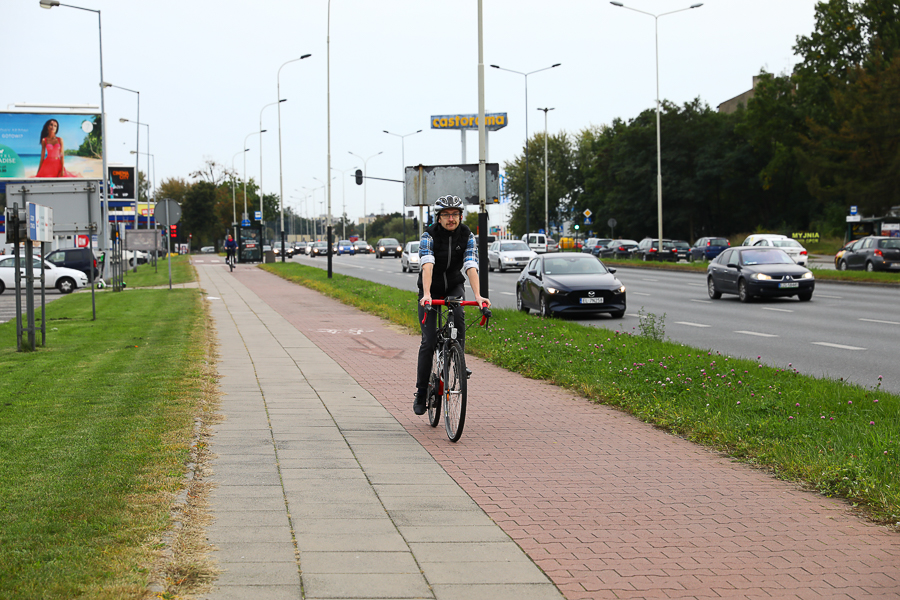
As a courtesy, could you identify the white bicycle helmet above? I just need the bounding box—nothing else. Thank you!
[433,195,463,216]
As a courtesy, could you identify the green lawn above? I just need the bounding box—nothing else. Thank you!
[263,262,900,525]
[0,285,209,598]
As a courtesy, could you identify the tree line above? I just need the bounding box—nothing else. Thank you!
[502,0,900,241]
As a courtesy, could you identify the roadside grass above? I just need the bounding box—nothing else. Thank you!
[121,254,196,288]
[0,287,211,599]
[263,262,900,525]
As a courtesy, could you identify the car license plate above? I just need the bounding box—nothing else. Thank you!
[778,282,799,289]
[580,297,604,304]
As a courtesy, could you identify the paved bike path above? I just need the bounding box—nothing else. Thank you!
[199,262,900,600]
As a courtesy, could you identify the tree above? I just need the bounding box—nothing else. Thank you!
[182,181,219,249]
[190,159,230,186]
[504,131,574,237]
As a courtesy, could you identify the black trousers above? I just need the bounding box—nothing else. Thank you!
[416,283,466,390]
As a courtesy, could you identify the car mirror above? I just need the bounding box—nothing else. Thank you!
[727,263,739,269]
[528,269,538,277]
[608,267,616,274]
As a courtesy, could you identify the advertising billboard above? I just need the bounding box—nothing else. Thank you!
[109,166,135,199]
[0,111,104,180]
[430,112,508,131]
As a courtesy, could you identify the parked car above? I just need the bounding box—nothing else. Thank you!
[0,255,89,294]
[522,232,549,254]
[634,238,682,262]
[200,246,216,254]
[309,241,329,257]
[336,240,356,256]
[43,247,99,281]
[516,253,626,318]
[834,240,854,268]
[596,239,639,259]
[740,234,808,266]
[707,247,814,303]
[836,236,900,271]
[375,238,403,258]
[689,237,730,262]
[670,240,691,262]
[401,241,420,273]
[546,238,560,253]
[582,238,612,255]
[487,240,537,272]
[353,240,373,254]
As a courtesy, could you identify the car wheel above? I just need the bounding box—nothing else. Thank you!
[539,293,552,318]
[688,254,694,263]
[707,276,721,299]
[609,309,625,319]
[866,261,876,272]
[798,291,813,301]
[488,262,494,272]
[0,280,5,294]
[402,263,408,273]
[642,253,648,262]
[56,277,76,294]
[738,279,752,303]
[838,259,848,271]
[516,287,529,313]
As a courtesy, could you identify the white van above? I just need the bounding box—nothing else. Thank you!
[522,232,548,253]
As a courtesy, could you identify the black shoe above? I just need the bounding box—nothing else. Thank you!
[413,389,427,415]
[466,368,472,380]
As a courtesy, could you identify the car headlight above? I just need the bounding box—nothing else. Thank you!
[615,285,626,293]
[396,246,403,252]
[378,246,385,251]
[752,273,773,280]
[410,256,419,262]
[801,271,814,279]
[546,287,567,295]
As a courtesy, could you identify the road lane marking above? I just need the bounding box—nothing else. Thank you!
[762,307,794,313]
[734,330,779,338]
[500,291,515,296]
[675,321,711,328]
[815,294,842,299]
[687,283,706,287]
[641,278,659,282]
[690,299,712,304]
[631,292,651,296]
[811,342,866,351]
[859,318,900,326]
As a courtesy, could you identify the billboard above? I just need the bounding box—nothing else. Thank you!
[0,111,103,180]
[109,166,135,199]
[430,112,508,131]
[404,163,500,207]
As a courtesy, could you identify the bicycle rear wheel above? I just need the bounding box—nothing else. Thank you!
[427,348,442,427]
[443,341,467,442]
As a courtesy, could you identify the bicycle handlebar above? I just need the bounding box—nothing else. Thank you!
[422,299,492,327]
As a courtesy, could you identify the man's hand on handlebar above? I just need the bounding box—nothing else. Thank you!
[420,294,433,307]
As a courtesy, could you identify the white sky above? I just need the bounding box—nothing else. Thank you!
[4,0,818,226]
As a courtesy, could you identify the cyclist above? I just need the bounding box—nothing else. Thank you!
[414,195,491,415]
[224,234,237,266]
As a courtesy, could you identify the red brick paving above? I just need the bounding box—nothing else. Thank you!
[231,267,900,600]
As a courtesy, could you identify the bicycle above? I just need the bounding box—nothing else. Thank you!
[421,297,491,442]
[225,251,235,272]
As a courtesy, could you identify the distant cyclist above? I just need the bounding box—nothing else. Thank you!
[224,234,237,266]
[414,195,490,415]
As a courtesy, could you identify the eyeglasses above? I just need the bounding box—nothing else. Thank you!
[441,212,462,219]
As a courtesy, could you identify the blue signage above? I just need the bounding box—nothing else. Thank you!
[241,219,251,227]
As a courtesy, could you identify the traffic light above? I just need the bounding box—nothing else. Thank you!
[170,224,177,239]
[355,169,363,185]
[574,224,580,231]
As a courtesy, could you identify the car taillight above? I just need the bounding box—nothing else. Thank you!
[875,249,883,257]
[706,241,711,246]
[800,250,808,255]
[618,246,625,251]
[649,247,657,253]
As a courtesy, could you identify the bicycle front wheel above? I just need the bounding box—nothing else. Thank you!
[427,348,442,428]
[443,341,467,442]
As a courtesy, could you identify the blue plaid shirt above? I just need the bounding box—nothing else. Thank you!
[419,231,479,273]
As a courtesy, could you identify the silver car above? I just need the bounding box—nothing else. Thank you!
[401,241,420,273]
[488,240,537,272]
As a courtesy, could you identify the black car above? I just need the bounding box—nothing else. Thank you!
[44,247,99,281]
[689,236,730,262]
[596,239,639,259]
[375,238,403,258]
[707,247,815,303]
[582,238,611,255]
[309,241,329,257]
[634,238,682,262]
[836,236,900,272]
[516,254,626,318]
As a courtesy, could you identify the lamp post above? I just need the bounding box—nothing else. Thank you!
[243,130,266,225]
[383,130,421,241]
[610,1,703,253]
[277,54,311,262]
[537,107,554,236]
[330,166,355,240]
[105,84,140,238]
[40,0,110,277]
[490,62,560,236]
[348,150,382,241]
[118,116,149,231]
[231,149,248,251]
[260,99,286,258]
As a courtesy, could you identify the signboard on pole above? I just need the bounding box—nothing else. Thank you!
[108,166,135,199]
[27,202,53,242]
[404,163,500,207]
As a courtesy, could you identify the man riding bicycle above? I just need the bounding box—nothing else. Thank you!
[224,234,237,266]
[414,195,491,415]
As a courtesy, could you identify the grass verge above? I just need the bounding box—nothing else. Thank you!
[121,254,196,288]
[0,285,214,598]
[262,262,900,526]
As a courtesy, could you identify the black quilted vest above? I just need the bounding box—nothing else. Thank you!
[417,223,471,297]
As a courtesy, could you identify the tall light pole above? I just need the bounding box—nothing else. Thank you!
[348,150,382,241]
[243,130,266,226]
[537,107,555,236]
[40,0,110,276]
[277,53,311,262]
[330,166,355,240]
[232,149,248,246]
[611,1,703,253]
[326,0,334,278]
[118,116,149,231]
[383,130,421,241]
[105,84,140,237]
[490,62,560,236]
[260,100,285,255]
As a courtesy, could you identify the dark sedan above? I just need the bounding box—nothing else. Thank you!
[597,239,639,259]
[836,236,900,272]
[516,254,626,318]
[707,247,815,303]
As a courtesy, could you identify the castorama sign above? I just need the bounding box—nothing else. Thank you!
[430,113,508,131]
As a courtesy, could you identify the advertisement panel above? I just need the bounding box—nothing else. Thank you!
[430,112,508,131]
[108,166,135,199]
[0,111,103,180]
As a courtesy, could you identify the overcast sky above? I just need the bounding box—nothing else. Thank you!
[4,0,818,226]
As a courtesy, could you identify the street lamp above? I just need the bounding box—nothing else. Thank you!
[277,54,311,262]
[610,1,703,252]
[490,62,560,236]
[383,130,422,241]
[243,129,266,225]
[41,0,111,276]
[537,107,555,236]
[348,150,382,241]
[118,115,150,233]
[106,84,141,238]
[232,148,248,246]
[260,100,285,243]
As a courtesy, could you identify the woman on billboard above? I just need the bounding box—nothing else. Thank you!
[35,119,76,178]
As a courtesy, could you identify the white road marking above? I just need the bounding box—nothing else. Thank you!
[675,321,711,328]
[815,294,842,299]
[641,278,659,282]
[811,342,866,351]
[762,307,794,313]
[859,318,900,326]
[687,283,706,287]
[690,299,712,304]
[500,292,515,296]
[734,330,779,338]
[632,292,651,296]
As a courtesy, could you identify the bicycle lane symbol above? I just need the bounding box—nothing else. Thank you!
[316,329,404,359]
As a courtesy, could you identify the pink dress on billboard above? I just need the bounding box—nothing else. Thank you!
[35,138,77,178]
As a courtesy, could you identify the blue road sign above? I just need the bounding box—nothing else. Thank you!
[584,217,592,225]
[242,219,251,226]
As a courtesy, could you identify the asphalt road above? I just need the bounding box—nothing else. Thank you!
[283,251,900,395]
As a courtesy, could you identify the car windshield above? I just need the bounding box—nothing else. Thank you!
[313,242,327,248]
[740,249,794,265]
[879,239,900,249]
[671,241,690,249]
[381,239,399,246]
[339,240,351,245]
[543,256,608,275]
[710,238,728,246]
[407,242,420,253]
[500,242,530,252]
[772,239,802,248]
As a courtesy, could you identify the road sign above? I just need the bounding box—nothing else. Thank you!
[850,205,858,215]
[27,202,53,242]
[583,209,592,218]
[846,215,861,222]
[608,218,617,228]
[585,217,592,225]
[154,199,181,226]
[242,219,251,227]
[255,211,262,221]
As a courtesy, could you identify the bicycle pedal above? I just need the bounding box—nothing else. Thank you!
[466,368,472,379]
